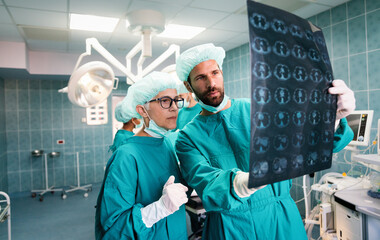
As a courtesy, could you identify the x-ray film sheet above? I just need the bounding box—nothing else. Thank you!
[247,1,337,188]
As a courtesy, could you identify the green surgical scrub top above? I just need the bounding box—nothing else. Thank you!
[175,103,202,130]
[175,98,353,240]
[96,136,187,240]
[108,129,134,153]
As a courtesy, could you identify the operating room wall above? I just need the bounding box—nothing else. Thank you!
[3,79,118,193]
[0,77,8,192]
[222,0,380,217]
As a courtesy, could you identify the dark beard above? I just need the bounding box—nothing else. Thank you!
[194,87,225,107]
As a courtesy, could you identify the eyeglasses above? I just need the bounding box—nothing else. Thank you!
[147,96,184,109]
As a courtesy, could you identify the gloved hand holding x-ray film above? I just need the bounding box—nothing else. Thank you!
[141,176,188,228]
[328,79,356,129]
[233,171,267,198]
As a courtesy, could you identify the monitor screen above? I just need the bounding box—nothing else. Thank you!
[346,110,374,146]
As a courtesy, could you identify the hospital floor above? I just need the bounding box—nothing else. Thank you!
[1,184,194,240]
[1,184,319,239]
[0,184,100,240]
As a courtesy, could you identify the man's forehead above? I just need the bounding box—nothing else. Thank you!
[190,59,219,75]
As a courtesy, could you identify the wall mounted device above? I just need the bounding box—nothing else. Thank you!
[346,110,374,147]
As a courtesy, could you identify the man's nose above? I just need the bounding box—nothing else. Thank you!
[206,75,217,89]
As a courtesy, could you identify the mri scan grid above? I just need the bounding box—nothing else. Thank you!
[248,1,337,188]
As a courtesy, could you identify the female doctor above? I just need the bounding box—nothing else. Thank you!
[95,71,189,239]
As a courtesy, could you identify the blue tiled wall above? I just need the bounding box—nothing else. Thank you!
[0,78,8,192]
[3,79,124,193]
[223,0,380,217]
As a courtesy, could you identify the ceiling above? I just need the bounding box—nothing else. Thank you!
[0,0,350,79]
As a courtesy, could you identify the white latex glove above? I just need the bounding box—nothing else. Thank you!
[161,176,188,213]
[328,79,356,129]
[233,171,267,198]
[141,176,188,228]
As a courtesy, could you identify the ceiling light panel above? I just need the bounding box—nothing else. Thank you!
[70,13,119,32]
[157,24,205,39]
[127,0,184,21]
[69,0,131,18]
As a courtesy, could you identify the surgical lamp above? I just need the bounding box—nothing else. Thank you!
[60,9,180,108]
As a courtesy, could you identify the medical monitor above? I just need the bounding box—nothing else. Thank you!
[346,110,374,146]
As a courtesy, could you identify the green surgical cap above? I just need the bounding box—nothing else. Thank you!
[176,43,225,82]
[127,71,179,117]
[115,91,141,123]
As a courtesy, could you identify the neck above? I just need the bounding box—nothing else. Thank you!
[188,98,197,108]
[135,127,152,137]
[200,99,231,116]
[122,122,134,132]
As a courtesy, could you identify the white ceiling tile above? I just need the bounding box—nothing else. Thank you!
[218,42,240,51]
[191,29,240,42]
[153,36,187,46]
[69,30,112,43]
[212,14,248,32]
[27,39,68,52]
[9,7,67,28]
[0,24,24,42]
[149,0,192,6]
[112,20,134,37]
[225,32,249,45]
[180,39,224,52]
[292,3,331,19]
[127,0,185,22]
[171,7,229,28]
[0,6,12,24]
[68,41,88,53]
[4,0,67,12]
[69,0,131,18]
[191,0,246,13]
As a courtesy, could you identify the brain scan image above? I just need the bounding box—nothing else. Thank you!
[272,19,287,34]
[251,161,269,178]
[248,1,336,187]
[253,137,270,154]
[253,86,271,104]
[254,112,271,129]
[250,13,270,30]
[274,135,289,151]
[252,37,271,54]
[291,154,304,169]
[253,61,272,80]
[273,157,288,174]
[274,87,290,104]
[274,111,290,128]
[274,41,290,57]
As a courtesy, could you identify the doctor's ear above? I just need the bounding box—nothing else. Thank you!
[136,105,148,118]
[184,81,193,93]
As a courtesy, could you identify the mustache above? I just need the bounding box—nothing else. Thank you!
[205,87,220,94]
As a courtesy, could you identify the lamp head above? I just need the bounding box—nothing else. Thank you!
[68,61,115,107]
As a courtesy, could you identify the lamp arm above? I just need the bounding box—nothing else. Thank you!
[85,38,137,84]
[141,44,180,77]
[126,40,143,70]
